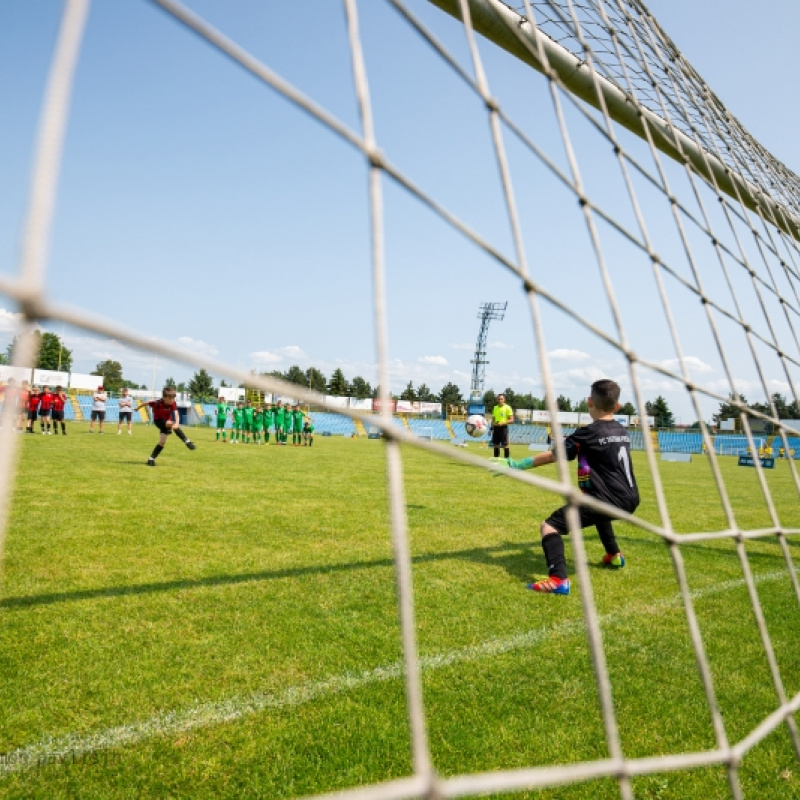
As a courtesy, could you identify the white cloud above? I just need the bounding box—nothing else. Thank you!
[176,336,219,357]
[250,350,284,365]
[548,348,591,362]
[489,340,513,350]
[419,355,448,366]
[0,308,22,333]
[451,343,473,351]
[659,356,713,375]
[281,345,306,359]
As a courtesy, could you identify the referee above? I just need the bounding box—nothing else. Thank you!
[491,393,514,459]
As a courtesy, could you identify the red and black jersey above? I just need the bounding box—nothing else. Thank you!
[27,393,41,413]
[146,399,177,423]
[39,391,54,411]
[52,393,66,412]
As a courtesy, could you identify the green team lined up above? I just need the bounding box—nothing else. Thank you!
[215,397,314,446]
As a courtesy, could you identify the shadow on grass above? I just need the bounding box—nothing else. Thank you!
[0,541,542,611]
[3,535,792,611]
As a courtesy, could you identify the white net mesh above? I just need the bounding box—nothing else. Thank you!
[1,0,799,797]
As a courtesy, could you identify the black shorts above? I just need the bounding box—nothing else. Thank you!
[119,412,132,422]
[491,425,509,447]
[27,410,38,421]
[91,410,106,421]
[52,410,64,421]
[546,500,637,534]
[39,408,51,417]
[154,419,174,435]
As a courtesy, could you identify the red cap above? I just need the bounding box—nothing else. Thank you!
[98,385,104,390]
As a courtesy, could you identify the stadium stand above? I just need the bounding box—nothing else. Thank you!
[310,412,356,437]
[508,424,549,445]
[713,435,763,455]
[628,429,645,451]
[407,418,451,440]
[658,431,703,454]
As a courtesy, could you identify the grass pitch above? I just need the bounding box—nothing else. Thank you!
[1,423,799,799]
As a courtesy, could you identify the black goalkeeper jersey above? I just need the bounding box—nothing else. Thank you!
[563,418,639,512]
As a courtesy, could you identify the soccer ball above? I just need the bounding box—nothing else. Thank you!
[465,414,487,438]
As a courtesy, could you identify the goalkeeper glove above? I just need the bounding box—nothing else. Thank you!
[490,456,533,475]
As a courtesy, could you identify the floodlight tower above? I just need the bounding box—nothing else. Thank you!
[468,301,507,415]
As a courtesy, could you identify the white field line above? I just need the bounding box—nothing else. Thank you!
[0,569,791,775]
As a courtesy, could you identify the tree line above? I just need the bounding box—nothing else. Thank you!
[4,333,798,424]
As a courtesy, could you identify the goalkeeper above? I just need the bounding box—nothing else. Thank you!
[496,379,638,595]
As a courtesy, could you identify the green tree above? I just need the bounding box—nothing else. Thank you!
[646,395,675,428]
[328,368,348,396]
[417,383,436,402]
[284,365,307,386]
[619,401,636,416]
[439,382,464,408]
[305,367,327,393]
[6,330,72,372]
[713,393,746,428]
[400,381,417,402]
[574,397,590,413]
[164,377,177,390]
[93,360,125,394]
[37,332,72,372]
[350,375,372,399]
[188,369,215,401]
[483,389,497,412]
[556,395,572,412]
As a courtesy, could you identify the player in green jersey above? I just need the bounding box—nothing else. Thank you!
[291,405,305,446]
[302,416,315,446]
[215,397,229,441]
[242,401,255,444]
[274,401,286,445]
[283,406,293,445]
[262,402,273,444]
[252,404,265,444]
[231,401,244,443]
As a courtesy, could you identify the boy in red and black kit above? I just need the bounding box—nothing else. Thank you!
[135,387,196,466]
[26,386,41,434]
[51,386,67,434]
[38,386,54,434]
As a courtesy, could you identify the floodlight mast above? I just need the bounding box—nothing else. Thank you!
[469,302,507,407]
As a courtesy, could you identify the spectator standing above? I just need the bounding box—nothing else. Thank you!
[89,385,107,434]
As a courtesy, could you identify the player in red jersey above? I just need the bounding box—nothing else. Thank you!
[135,387,196,466]
[51,385,67,434]
[38,386,54,434]
[26,385,41,434]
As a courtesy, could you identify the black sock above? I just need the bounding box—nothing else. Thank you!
[174,428,188,443]
[493,447,499,457]
[504,447,510,458]
[151,444,164,460]
[596,519,619,555]
[542,534,568,580]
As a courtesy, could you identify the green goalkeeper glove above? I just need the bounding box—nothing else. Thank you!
[490,456,533,475]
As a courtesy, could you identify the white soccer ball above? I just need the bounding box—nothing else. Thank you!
[465,414,487,438]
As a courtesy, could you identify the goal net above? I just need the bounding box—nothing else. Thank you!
[1,0,800,798]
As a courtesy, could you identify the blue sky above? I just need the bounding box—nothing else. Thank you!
[1,0,799,423]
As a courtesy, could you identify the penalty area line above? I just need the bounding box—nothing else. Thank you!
[0,569,789,776]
